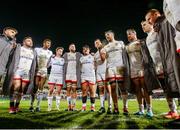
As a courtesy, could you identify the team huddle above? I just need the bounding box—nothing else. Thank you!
[0,1,180,120]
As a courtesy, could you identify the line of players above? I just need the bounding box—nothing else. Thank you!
[0,6,180,119]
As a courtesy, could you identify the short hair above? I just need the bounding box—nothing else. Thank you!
[126,28,137,35]
[105,30,114,35]
[141,20,146,25]
[69,43,75,47]
[23,36,32,42]
[83,44,90,49]
[56,47,64,52]
[94,39,101,42]
[3,27,18,34]
[43,38,51,43]
[94,39,106,47]
[146,9,160,16]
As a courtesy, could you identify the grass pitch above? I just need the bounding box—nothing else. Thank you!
[0,98,180,129]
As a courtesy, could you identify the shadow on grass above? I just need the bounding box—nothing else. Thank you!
[125,115,139,129]
[0,117,56,129]
[164,119,180,129]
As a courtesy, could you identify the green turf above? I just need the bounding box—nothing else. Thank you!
[0,98,180,129]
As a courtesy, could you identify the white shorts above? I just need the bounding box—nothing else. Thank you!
[81,76,96,85]
[131,69,144,79]
[65,74,77,83]
[13,69,30,83]
[106,66,124,81]
[36,69,47,77]
[155,63,164,76]
[96,73,106,82]
[48,74,63,86]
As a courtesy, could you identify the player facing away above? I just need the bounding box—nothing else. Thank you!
[47,47,65,111]
[63,43,82,111]
[94,39,112,113]
[80,45,96,112]
[101,30,129,114]
[29,39,53,112]
[7,37,37,114]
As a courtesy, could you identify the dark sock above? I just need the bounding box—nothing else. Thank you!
[90,97,95,104]
[10,102,14,108]
[82,96,87,103]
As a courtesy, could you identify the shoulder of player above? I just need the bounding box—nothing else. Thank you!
[115,40,124,45]
[48,50,53,54]
[34,47,41,52]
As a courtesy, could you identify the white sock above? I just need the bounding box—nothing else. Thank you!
[82,103,86,107]
[139,104,144,113]
[146,104,152,112]
[47,96,53,109]
[91,103,95,107]
[56,96,61,109]
[100,95,105,108]
[122,94,128,108]
[167,98,177,113]
[67,96,71,106]
[107,93,112,108]
[37,93,43,108]
[71,98,76,106]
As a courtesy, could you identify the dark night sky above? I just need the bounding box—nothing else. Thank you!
[0,0,163,52]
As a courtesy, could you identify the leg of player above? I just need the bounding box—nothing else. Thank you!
[29,76,40,112]
[66,82,72,111]
[105,82,113,114]
[81,81,88,111]
[9,79,21,114]
[109,79,119,114]
[15,80,30,113]
[141,78,153,117]
[98,81,106,113]
[132,78,144,116]
[56,84,62,111]
[89,82,96,112]
[47,83,54,111]
[118,80,129,115]
[36,76,46,112]
[164,97,179,119]
[71,83,77,111]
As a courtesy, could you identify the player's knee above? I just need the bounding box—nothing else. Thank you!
[109,80,116,86]
[82,91,87,97]
[72,88,77,93]
[99,87,104,95]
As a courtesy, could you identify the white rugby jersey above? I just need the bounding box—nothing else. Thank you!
[103,40,125,68]
[18,46,34,72]
[94,51,107,74]
[35,48,53,70]
[146,31,162,65]
[49,56,64,75]
[66,52,76,75]
[126,40,143,70]
[80,54,95,78]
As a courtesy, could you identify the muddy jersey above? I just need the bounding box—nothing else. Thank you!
[103,40,125,68]
[126,40,143,71]
[94,50,107,74]
[35,48,52,71]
